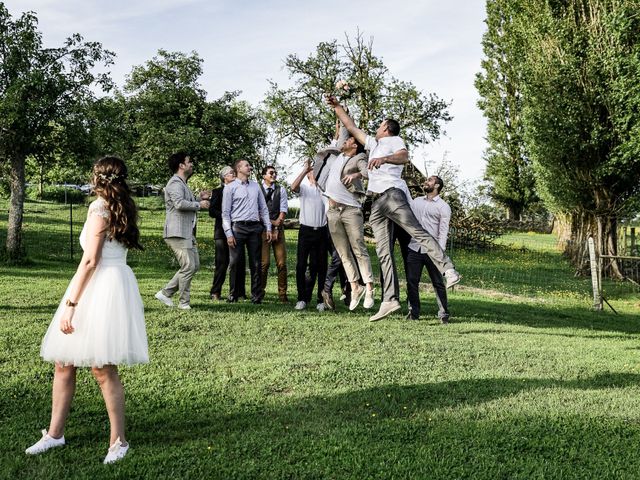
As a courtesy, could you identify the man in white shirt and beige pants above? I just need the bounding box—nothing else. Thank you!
[406,175,451,323]
[327,95,461,322]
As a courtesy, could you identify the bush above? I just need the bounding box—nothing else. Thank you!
[26,185,86,204]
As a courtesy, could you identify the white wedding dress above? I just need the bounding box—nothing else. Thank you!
[40,198,149,367]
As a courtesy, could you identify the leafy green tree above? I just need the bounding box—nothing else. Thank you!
[476,0,538,220]
[0,4,113,259]
[123,50,265,185]
[264,32,451,163]
[516,0,640,273]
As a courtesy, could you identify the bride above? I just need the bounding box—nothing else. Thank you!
[26,156,148,464]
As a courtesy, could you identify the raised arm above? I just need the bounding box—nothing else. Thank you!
[291,161,312,193]
[326,95,367,146]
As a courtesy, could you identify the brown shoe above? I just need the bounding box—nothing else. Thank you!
[321,290,335,310]
[279,296,290,304]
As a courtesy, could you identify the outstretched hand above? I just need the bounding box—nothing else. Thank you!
[325,95,339,108]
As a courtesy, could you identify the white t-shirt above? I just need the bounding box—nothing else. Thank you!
[324,154,361,207]
[298,180,327,227]
[365,135,409,195]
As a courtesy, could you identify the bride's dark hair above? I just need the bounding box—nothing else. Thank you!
[92,156,143,250]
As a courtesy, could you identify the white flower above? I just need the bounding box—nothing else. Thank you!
[335,80,350,92]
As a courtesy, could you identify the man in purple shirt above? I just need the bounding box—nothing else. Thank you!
[222,159,272,304]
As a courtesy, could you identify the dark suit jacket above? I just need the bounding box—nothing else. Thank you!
[208,186,226,240]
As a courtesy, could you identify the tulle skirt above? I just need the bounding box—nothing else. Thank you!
[41,259,149,368]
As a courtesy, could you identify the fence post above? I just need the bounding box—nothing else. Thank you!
[632,227,636,255]
[70,201,73,260]
[588,236,602,310]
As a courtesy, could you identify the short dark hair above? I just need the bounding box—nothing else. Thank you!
[432,175,444,193]
[233,158,251,173]
[385,119,400,136]
[347,136,365,155]
[261,165,276,176]
[168,152,189,173]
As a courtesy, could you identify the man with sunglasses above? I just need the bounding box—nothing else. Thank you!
[260,165,289,303]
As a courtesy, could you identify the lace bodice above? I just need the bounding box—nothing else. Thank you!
[80,198,128,262]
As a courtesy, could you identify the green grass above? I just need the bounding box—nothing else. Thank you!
[1,201,640,479]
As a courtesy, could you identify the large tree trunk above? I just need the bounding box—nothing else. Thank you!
[554,209,623,279]
[507,204,522,221]
[6,154,26,260]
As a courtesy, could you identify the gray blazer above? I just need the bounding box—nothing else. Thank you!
[314,127,369,203]
[163,174,200,240]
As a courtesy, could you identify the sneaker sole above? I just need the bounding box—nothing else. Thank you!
[369,304,402,322]
[447,275,462,289]
[349,288,367,311]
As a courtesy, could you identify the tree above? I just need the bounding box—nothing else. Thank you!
[476,0,538,220]
[123,50,265,184]
[516,0,640,274]
[0,4,113,260]
[264,32,451,164]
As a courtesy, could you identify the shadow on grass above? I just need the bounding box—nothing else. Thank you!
[6,372,640,479]
[453,295,640,335]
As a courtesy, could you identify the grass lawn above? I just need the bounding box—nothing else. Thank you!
[1,201,640,479]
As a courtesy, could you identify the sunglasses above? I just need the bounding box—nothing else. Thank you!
[267,171,277,176]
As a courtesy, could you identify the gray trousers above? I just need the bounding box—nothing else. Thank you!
[162,237,200,306]
[369,188,454,302]
[327,204,374,284]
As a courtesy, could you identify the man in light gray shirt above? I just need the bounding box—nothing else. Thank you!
[222,158,272,304]
[155,152,210,310]
[406,175,451,323]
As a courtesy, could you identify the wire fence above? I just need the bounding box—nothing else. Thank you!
[1,198,638,309]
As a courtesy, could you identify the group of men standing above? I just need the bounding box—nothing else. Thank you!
[154,96,460,323]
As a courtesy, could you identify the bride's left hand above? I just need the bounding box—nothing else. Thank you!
[60,307,75,334]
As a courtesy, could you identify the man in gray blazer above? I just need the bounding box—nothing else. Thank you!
[155,152,210,310]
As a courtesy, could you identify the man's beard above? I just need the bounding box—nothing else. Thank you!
[425,186,434,193]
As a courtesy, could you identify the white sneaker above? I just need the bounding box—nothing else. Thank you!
[349,286,366,311]
[103,437,129,464]
[369,300,402,322]
[177,304,191,310]
[155,291,174,307]
[25,429,65,455]
[294,301,306,310]
[316,303,326,312]
[444,269,462,288]
[363,288,375,309]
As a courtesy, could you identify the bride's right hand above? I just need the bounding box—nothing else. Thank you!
[60,308,75,334]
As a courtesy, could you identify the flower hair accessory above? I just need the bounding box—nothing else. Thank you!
[98,172,123,183]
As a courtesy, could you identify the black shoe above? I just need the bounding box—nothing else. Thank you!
[210,293,221,301]
[321,290,335,310]
[440,315,450,324]
[251,299,262,305]
[405,312,419,321]
[227,296,238,303]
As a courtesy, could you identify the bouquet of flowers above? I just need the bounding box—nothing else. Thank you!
[334,80,353,101]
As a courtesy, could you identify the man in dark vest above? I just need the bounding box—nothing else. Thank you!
[260,165,289,303]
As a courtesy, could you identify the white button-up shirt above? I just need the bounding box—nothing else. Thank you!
[298,180,327,228]
[408,195,451,252]
[364,135,409,196]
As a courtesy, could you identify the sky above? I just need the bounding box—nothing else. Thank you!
[4,0,489,183]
